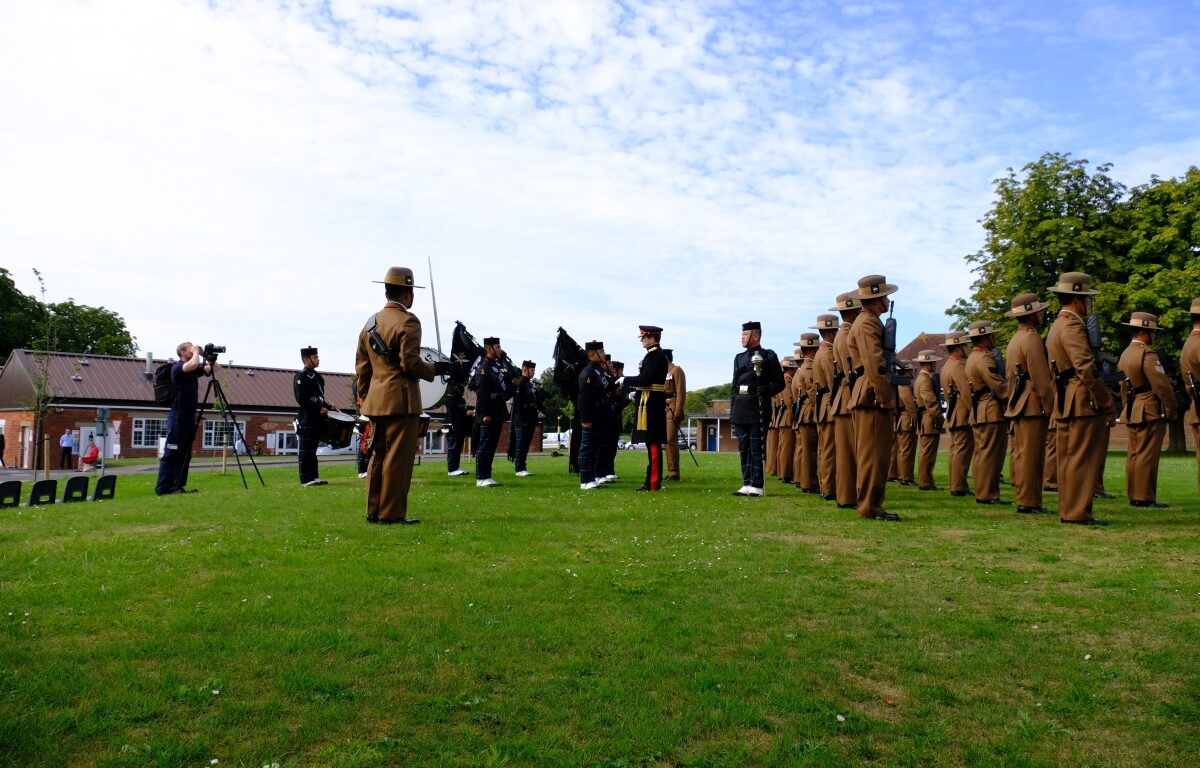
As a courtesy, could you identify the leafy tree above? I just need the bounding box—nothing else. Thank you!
[0,267,42,364]
[538,369,572,433]
[37,299,138,356]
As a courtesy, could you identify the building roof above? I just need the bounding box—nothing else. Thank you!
[897,332,949,373]
[0,350,357,411]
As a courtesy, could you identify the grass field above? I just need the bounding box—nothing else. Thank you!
[2,449,1198,767]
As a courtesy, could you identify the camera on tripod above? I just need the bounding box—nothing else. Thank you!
[201,343,226,363]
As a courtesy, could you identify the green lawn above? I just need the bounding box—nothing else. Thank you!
[2,450,1198,767]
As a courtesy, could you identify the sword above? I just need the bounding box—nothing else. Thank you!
[427,255,443,355]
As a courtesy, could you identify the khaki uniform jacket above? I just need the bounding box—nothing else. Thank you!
[1045,310,1114,419]
[777,375,795,428]
[847,313,895,409]
[1004,328,1054,419]
[966,347,1007,425]
[831,325,855,416]
[796,357,816,425]
[914,370,943,435]
[665,363,687,423]
[813,343,837,423]
[1182,331,1200,426]
[943,357,973,429]
[896,384,917,432]
[1119,341,1176,424]
[355,304,437,417]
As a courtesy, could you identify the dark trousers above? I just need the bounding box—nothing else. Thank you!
[578,427,601,484]
[60,447,73,469]
[734,424,765,488]
[297,425,321,483]
[475,424,500,480]
[156,410,197,495]
[514,420,536,472]
[446,429,465,472]
[643,443,663,490]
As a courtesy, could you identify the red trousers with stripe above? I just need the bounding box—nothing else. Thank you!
[644,443,663,490]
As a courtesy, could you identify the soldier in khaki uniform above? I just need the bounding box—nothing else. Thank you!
[776,357,798,483]
[847,275,900,521]
[1044,421,1059,492]
[811,316,840,500]
[912,350,944,490]
[793,334,820,493]
[1046,272,1114,526]
[766,388,781,477]
[831,292,862,508]
[1181,298,1200,492]
[1003,293,1055,514]
[940,332,974,496]
[663,350,687,481]
[1118,312,1176,508]
[889,360,918,486]
[966,321,1010,505]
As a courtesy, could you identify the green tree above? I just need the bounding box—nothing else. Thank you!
[38,299,138,356]
[538,369,572,434]
[0,267,42,364]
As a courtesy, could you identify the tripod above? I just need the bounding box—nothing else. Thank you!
[178,371,265,490]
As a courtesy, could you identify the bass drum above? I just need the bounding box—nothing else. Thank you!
[419,347,450,410]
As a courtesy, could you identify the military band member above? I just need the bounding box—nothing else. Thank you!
[1004,293,1055,514]
[912,350,944,490]
[512,360,545,477]
[294,346,331,486]
[618,326,670,491]
[831,292,863,508]
[940,331,974,497]
[1182,298,1200,492]
[793,334,820,493]
[1118,312,1176,508]
[472,337,510,488]
[889,360,917,486]
[965,321,1010,505]
[730,321,786,496]
[664,350,687,481]
[601,358,626,482]
[1046,271,1114,526]
[444,382,474,477]
[811,315,840,500]
[776,357,798,484]
[847,275,900,521]
[577,341,612,490]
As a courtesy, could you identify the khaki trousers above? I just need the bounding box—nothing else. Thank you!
[365,415,420,522]
[1056,414,1105,522]
[1194,424,1200,494]
[1044,425,1059,490]
[797,424,818,490]
[766,428,778,476]
[853,407,892,518]
[817,421,836,497]
[1125,420,1167,503]
[834,414,857,506]
[895,429,916,483]
[1094,422,1111,494]
[972,421,1006,501]
[917,432,938,489]
[1010,416,1048,509]
[948,426,974,494]
[777,428,795,481]
[665,414,681,478]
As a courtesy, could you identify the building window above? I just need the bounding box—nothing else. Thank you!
[203,420,248,449]
[132,418,168,448]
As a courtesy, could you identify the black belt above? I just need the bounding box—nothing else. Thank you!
[1129,383,1151,395]
[1056,366,1076,381]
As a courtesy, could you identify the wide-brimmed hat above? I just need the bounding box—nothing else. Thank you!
[913,349,942,363]
[940,331,970,347]
[967,320,998,339]
[781,356,799,369]
[810,314,840,330]
[1122,311,1161,331]
[1047,271,1099,296]
[374,266,425,288]
[1004,292,1051,318]
[829,292,863,312]
[852,274,899,300]
[1190,297,1200,315]
[798,333,820,348]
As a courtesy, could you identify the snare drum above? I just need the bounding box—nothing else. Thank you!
[321,411,356,449]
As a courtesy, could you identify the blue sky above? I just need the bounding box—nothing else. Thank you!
[1,0,1197,388]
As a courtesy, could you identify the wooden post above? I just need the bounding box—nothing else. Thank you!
[221,445,228,475]
[42,434,51,480]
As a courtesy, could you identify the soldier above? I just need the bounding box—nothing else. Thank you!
[831,292,863,508]
[1118,312,1176,508]
[1044,420,1059,493]
[619,325,670,491]
[889,360,918,486]
[730,321,786,496]
[1045,272,1114,526]
[472,337,510,488]
[577,341,612,490]
[811,315,840,500]
[1182,298,1200,492]
[965,321,1010,505]
[294,346,331,486]
[846,275,900,521]
[663,349,687,481]
[776,357,798,484]
[1004,293,1055,514]
[793,334,820,493]
[940,331,974,497]
[765,386,780,478]
[600,358,626,483]
[443,381,474,477]
[912,350,944,490]
[512,360,545,477]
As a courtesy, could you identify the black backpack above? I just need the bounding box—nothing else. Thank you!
[153,362,178,406]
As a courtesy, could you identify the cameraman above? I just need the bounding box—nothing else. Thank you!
[295,346,331,486]
[155,341,214,495]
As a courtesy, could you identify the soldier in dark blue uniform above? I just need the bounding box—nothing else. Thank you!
[597,357,626,482]
[577,341,613,490]
[512,360,545,476]
[443,381,474,477]
[619,325,670,491]
[294,346,331,486]
[471,336,510,487]
[731,321,786,496]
